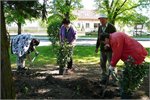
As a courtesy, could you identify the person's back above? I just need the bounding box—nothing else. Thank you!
[11,34,32,57]
[110,32,148,65]
[11,34,40,71]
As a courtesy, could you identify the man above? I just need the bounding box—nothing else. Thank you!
[95,14,116,83]
[100,32,148,68]
[100,32,148,98]
[11,34,40,71]
[59,18,77,74]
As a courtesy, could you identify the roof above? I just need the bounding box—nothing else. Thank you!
[73,9,99,20]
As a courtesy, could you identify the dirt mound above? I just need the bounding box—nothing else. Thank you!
[12,66,149,99]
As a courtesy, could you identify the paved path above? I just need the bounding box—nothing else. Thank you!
[10,35,150,47]
[38,39,150,48]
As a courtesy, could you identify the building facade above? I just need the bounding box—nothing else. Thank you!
[73,9,100,33]
[7,9,100,36]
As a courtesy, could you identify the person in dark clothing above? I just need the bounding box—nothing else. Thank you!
[95,14,116,84]
[59,18,77,74]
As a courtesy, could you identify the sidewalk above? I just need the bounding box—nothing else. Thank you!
[10,35,150,41]
[38,39,150,48]
[10,35,150,47]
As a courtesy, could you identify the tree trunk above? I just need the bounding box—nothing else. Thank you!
[65,12,70,20]
[65,0,70,20]
[17,22,21,34]
[109,17,115,25]
[110,20,115,25]
[1,1,15,99]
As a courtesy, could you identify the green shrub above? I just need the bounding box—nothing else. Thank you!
[120,56,149,96]
[47,15,62,45]
[57,43,73,67]
[53,41,73,74]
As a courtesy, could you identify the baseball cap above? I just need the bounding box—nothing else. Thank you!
[98,14,108,19]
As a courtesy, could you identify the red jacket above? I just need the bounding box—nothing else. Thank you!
[110,32,148,67]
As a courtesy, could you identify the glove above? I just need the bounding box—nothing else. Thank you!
[109,65,119,81]
[104,44,110,49]
[109,65,115,72]
[35,52,39,56]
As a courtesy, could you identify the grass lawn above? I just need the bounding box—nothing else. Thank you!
[10,46,150,69]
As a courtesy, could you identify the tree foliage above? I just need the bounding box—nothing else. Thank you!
[4,1,47,34]
[120,56,149,96]
[47,0,82,44]
[117,12,149,26]
[47,15,62,45]
[145,20,150,31]
[94,0,150,25]
[47,0,82,74]
[56,43,73,74]
[50,0,83,20]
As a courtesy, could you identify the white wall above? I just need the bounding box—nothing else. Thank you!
[73,20,99,32]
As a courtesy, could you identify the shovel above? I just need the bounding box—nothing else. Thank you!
[101,69,119,98]
[101,69,111,98]
[29,52,39,67]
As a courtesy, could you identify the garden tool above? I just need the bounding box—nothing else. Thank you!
[28,52,39,68]
[31,55,37,63]
[101,69,119,98]
[31,52,39,63]
[110,70,119,82]
[101,69,111,98]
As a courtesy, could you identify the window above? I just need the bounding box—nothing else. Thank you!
[94,23,99,28]
[78,23,80,28]
[86,23,90,28]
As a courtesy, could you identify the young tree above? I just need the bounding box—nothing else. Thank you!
[1,1,15,99]
[94,0,150,25]
[46,0,82,74]
[4,1,46,34]
[46,0,82,43]
[51,0,83,20]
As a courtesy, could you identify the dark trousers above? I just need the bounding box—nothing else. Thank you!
[100,51,112,75]
[67,57,73,69]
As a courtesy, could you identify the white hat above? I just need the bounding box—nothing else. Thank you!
[98,14,107,19]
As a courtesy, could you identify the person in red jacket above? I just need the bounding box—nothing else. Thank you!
[100,32,148,98]
[100,32,148,70]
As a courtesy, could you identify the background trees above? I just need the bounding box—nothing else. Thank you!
[46,0,83,44]
[50,0,83,20]
[94,0,150,25]
[4,1,46,34]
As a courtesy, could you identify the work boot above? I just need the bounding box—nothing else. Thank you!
[121,92,132,99]
[100,74,108,84]
[67,69,74,74]
[17,66,27,73]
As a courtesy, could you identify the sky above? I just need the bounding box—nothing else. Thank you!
[81,0,95,10]
[81,0,150,19]
[39,0,150,19]
[39,0,96,10]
